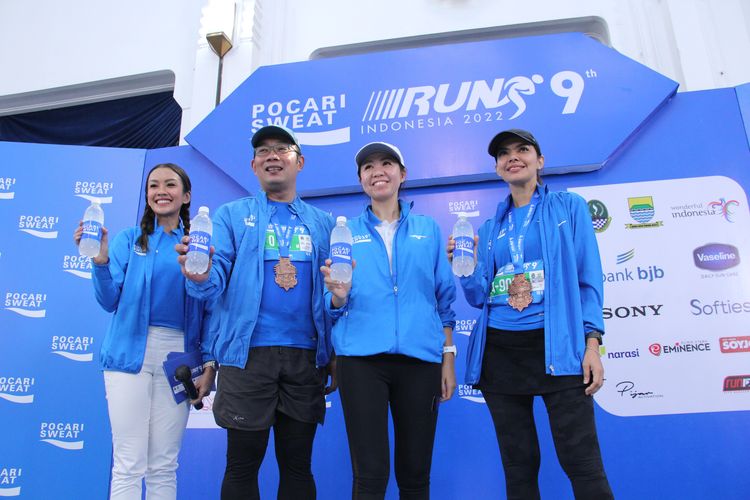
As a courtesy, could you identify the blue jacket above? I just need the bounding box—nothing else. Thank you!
[325,201,456,363]
[461,186,604,384]
[186,191,334,368]
[93,224,213,373]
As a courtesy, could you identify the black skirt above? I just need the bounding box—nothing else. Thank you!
[479,327,583,395]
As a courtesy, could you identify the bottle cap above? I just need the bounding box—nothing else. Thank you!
[336,216,347,224]
[198,206,210,214]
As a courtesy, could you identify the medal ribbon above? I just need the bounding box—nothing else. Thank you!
[507,194,539,274]
[271,213,296,258]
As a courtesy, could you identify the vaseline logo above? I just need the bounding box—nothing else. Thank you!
[73,181,114,204]
[455,319,477,336]
[448,200,480,218]
[39,422,85,450]
[4,292,47,318]
[0,177,17,200]
[693,243,740,271]
[0,376,35,404]
[62,255,93,279]
[51,336,94,362]
[458,384,485,403]
[251,94,349,146]
[0,467,22,497]
[18,215,59,239]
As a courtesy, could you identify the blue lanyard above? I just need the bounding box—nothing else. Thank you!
[271,213,296,258]
[506,194,539,274]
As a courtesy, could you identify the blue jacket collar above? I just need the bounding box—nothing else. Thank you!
[365,199,413,225]
[494,184,547,221]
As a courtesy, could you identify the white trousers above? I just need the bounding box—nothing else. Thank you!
[104,326,189,500]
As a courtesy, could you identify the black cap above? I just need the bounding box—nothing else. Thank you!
[355,142,406,172]
[251,125,300,150]
[487,129,541,158]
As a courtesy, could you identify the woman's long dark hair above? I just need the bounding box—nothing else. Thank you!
[137,163,192,252]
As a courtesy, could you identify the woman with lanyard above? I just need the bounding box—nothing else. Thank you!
[321,142,457,499]
[449,129,613,500]
[75,163,214,500]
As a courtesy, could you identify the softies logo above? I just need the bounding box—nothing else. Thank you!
[708,198,740,223]
[18,215,59,239]
[648,340,711,356]
[0,467,22,497]
[251,94,349,146]
[690,299,750,316]
[693,243,740,271]
[588,199,612,233]
[625,196,663,229]
[448,199,480,218]
[4,292,47,318]
[723,375,750,392]
[73,181,114,204]
[603,304,663,320]
[62,254,92,279]
[0,376,35,404]
[719,336,750,353]
[455,318,477,336]
[0,177,17,200]
[51,336,94,362]
[39,422,85,450]
[458,384,485,403]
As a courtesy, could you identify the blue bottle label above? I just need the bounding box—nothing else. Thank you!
[454,236,474,258]
[188,231,211,255]
[330,242,352,265]
[80,220,102,241]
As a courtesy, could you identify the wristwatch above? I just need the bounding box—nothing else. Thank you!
[442,345,457,356]
[585,331,603,345]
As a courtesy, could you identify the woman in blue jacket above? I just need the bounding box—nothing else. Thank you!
[75,163,214,500]
[321,142,456,499]
[449,129,613,500]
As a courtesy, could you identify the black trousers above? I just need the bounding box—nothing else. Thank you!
[337,354,442,500]
[221,411,318,500]
[483,387,614,500]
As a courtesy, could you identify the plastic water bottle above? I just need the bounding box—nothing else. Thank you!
[79,201,104,257]
[452,214,475,277]
[186,206,212,274]
[330,216,353,283]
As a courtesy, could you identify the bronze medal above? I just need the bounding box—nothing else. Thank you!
[507,273,533,312]
[274,257,298,291]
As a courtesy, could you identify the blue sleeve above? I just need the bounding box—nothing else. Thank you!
[432,219,456,328]
[186,204,236,300]
[198,299,216,363]
[570,194,605,335]
[459,219,491,309]
[91,229,131,313]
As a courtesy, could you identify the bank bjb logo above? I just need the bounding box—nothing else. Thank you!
[625,196,663,229]
[0,177,17,200]
[588,200,612,233]
[455,319,477,336]
[458,384,485,403]
[448,199,480,218]
[73,180,114,204]
[648,340,711,356]
[4,292,47,318]
[62,254,92,279]
[719,336,750,353]
[0,376,35,404]
[603,249,664,284]
[251,94,349,146]
[0,467,22,497]
[40,422,85,450]
[51,336,94,362]
[18,215,59,239]
[693,243,740,271]
[603,304,663,320]
[722,375,750,392]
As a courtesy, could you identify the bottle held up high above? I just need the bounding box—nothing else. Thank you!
[79,201,104,257]
[186,206,212,274]
[452,214,475,277]
[330,216,353,283]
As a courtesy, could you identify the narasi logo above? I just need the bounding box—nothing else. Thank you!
[448,199,480,218]
[458,384,485,403]
[18,215,59,239]
[625,196,663,229]
[719,336,750,353]
[602,347,640,360]
[603,304,663,320]
[39,422,85,450]
[62,254,92,279]
[73,181,114,204]
[51,335,94,362]
[251,94,349,146]
[4,292,47,318]
[648,340,711,356]
[693,243,740,271]
[455,318,477,337]
[723,375,750,392]
[0,467,22,497]
[588,199,612,233]
[0,376,35,404]
[0,177,17,200]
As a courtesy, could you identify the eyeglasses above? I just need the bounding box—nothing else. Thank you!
[254,144,298,157]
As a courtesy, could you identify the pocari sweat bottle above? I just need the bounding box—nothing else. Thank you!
[452,214,475,277]
[330,216,353,283]
[79,201,104,258]
[186,206,212,274]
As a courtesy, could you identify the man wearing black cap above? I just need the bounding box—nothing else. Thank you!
[179,125,335,500]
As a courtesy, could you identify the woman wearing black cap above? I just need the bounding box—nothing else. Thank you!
[321,141,457,499]
[449,129,613,499]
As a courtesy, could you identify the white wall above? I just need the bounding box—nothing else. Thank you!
[1,0,748,141]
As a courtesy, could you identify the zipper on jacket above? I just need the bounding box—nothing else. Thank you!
[369,217,402,353]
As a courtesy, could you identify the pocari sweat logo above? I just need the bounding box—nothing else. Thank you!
[0,177,17,200]
[251,94,349,146]
[62,254,92,279]
[0,467,22,497]
[361,70,586,135]
[18,215,59,239]
[0,376,35,404]
[458,384,485,403]
[51,335,94,362]
[39,422,85,450]
[448,199,480,218]
[4,292,47,318]
[455,318,477,337]
[73,180,114,204]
